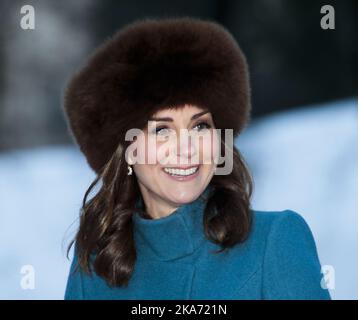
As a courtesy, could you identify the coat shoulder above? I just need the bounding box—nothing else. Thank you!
[249,209,312,243]
[222,209,308,272]
[252,208,307,226]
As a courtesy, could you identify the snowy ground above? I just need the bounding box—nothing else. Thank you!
[0,98,357,299]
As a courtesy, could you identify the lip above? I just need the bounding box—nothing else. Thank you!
[162,165,201,182]
[163,165,199,170]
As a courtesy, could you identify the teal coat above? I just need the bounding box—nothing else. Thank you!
[64,189,331,300]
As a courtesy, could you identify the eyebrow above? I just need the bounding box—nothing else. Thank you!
[148,110,210,122]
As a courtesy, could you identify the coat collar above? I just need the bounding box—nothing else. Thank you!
[132,186,212,261]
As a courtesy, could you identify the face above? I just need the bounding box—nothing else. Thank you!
[127,104,219,217]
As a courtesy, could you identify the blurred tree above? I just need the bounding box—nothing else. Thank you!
[219,0,358,117]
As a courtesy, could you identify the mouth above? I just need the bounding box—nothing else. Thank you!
[162,165,200,181]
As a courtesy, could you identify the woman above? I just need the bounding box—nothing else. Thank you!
[62,17,331,299]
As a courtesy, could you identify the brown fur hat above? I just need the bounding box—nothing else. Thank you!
[62,17,251,174]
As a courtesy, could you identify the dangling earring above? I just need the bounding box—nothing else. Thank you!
[127,165,133,175]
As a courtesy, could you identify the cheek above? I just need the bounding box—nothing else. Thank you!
[155,136,178,165]
[155,141,169,164]
[134,164,157,185]
[134,134,161,165]
[199,131,220,165]
[138,134,171,165]
[146,142,161,164]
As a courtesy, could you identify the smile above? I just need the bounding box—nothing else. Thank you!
[163,166,199,177]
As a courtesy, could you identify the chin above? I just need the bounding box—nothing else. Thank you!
[165,188,203,205]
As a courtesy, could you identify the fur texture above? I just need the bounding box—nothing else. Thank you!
[62,17,251,174]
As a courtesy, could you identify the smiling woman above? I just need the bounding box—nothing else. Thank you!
[62,17,331,300]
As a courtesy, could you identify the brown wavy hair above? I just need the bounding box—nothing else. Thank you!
[67,137,254,288]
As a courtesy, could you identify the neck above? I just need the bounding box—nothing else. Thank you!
[138,186,182,220]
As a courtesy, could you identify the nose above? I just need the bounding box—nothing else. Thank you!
[174,130,197,164]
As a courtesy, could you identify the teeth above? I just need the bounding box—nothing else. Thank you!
[163,166,199,176]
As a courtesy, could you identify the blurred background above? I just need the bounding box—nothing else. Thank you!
[0,0,357,299]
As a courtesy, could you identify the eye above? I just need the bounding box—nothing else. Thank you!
[193,121,212,131]
[153,126,171,135]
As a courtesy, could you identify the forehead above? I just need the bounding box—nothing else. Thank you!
[152,104,210,118]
